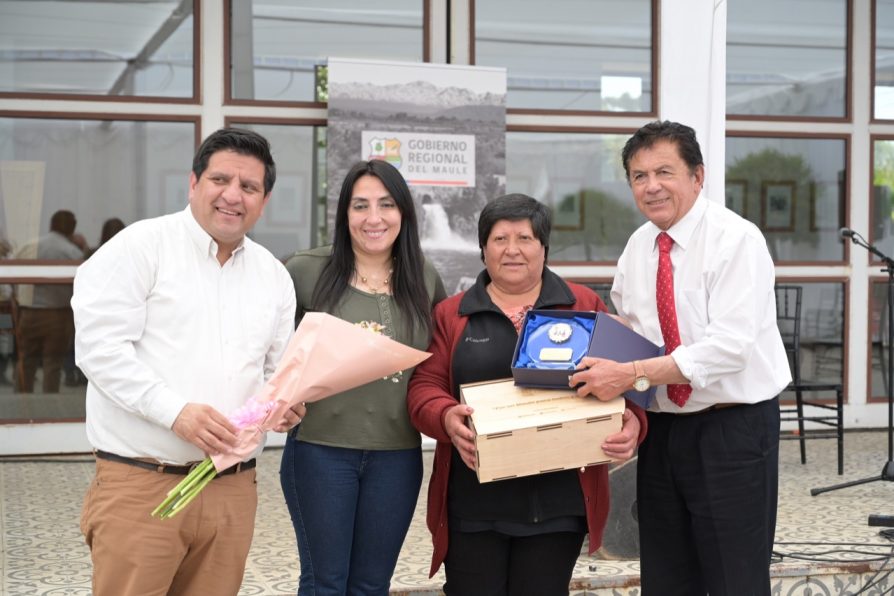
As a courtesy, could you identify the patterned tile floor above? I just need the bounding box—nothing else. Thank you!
[2,430,894,595]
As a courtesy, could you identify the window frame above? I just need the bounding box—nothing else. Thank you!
[0,0,202,104]
[469,0,659,117]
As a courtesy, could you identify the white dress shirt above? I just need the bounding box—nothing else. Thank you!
[612,197,791,413]
[72,207,296,463]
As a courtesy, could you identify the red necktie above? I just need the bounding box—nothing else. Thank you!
[656,232,692,407]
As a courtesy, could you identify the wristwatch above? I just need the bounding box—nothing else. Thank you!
[632,360,650,392]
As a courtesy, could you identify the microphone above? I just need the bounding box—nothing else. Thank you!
[839,227,856,239]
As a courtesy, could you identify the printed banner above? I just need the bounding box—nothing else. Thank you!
[327,58,507,294]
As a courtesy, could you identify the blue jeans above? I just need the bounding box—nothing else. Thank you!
[279,438,423,596]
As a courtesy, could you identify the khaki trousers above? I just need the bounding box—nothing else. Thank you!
[81,457,257,596]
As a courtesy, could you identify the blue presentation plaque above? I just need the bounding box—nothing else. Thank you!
[523,317,591,369]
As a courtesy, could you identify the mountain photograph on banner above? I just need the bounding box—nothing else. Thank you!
[327,58,507,294]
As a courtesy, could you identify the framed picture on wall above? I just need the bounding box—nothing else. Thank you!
[761,181,796,232]
[553,191,584,230]
[552,180,585,230]
[808,181,839,231]
[725,179,747,218]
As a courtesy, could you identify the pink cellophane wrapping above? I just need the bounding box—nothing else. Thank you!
[211,312,431,470]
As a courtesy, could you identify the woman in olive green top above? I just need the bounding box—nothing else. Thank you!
[280,159,446,596]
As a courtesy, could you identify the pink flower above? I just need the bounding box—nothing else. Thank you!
[228,397,275,429]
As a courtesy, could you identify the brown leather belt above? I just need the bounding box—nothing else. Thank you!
[95,450,256,476]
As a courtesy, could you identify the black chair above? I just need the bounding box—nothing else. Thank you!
[775,285,845,475]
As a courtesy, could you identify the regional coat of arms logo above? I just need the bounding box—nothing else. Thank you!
[368,137,402,169]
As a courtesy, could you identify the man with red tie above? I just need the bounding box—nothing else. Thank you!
[570,120,790,595]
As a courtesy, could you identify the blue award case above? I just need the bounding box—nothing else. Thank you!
[510,309,663,409]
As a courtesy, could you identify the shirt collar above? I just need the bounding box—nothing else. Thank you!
[647,196,708,254]
[180,205,246,261]
[458,266,577,316]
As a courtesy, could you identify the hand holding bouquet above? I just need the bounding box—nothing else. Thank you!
[152,312,430,519]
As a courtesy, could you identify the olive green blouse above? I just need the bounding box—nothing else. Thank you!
[285,245,446,450]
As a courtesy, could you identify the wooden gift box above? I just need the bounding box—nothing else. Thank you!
[460,378,625,483]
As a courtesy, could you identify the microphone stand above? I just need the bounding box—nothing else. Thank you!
[811,231,894,500]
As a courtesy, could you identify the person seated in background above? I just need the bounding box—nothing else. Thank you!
[15,210,87,393]
[85,217,126,259]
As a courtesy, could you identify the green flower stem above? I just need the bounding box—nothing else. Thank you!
[177,458,214,495]
[151,465,204,518]
[164,470,217,517]
[151,457,219,519]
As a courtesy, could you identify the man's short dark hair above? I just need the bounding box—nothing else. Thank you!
[477,193,552,263]
[621,120,704,180]
[191,128,276,194]
[49,210,76,236]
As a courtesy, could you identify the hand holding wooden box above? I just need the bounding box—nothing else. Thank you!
[460,378,625,483]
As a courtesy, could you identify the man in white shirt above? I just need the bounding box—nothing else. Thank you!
[72,128,304,595]
[571,121,790,595]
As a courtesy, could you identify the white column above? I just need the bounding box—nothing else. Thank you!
[659,0,727,202]
[200,0,225,136]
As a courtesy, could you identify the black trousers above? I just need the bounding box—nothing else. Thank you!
[443,528,586,596]
[637,397,780,596]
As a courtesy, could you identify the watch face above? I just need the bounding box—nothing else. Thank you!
[634,377,650,392]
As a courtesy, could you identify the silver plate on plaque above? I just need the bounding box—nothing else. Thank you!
[539,347,574,362]
[547,322,573,344]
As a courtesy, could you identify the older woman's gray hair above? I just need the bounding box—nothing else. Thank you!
[477,193,552,263]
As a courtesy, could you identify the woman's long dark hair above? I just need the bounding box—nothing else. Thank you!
[311,160,433,336]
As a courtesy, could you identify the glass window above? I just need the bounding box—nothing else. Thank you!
[0,0,195,98]
[727,0,847,118]
[793,282,845,387]
[474,0,653,112]
[876,0,894,119]
[231,122,327,261]
[871,280,891,401]
[873,139,894,257]
[0,117,196,259]
[725,136,846,262]
[0,116,195,420]
[506,131,644,262]
[229,1,425,102]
